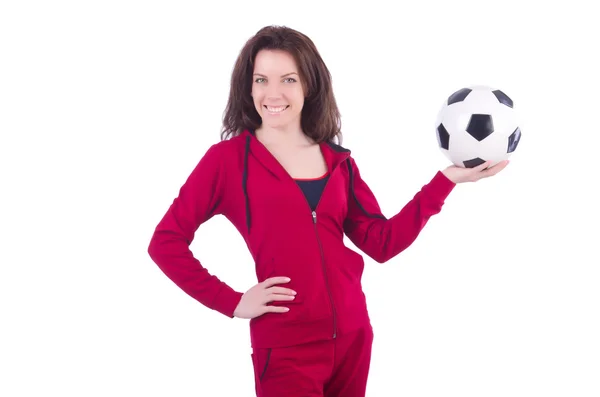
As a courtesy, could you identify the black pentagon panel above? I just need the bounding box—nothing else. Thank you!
[463,157,486,168]
[466,114,494,141]
[436,123,450,150]
[447,88,472,105]
[507,127,521,153]
[492,89,513,108]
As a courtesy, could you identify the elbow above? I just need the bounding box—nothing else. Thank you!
[147,239,156,257]
[147,228,192,263]
[371,251,396,264]
[147,229,168,261]
[147,234,159,261]
[369,238,415,264]
[147,234,170,272]
[372,255,390,264]
[365,245,397,264]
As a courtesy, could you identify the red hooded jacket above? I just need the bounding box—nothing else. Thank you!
[147,129,456,349]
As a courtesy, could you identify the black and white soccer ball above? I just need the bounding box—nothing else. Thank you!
[435,85,522,168]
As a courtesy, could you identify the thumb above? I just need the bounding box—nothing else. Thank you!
[473,160,491,172]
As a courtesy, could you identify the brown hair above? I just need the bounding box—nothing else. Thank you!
[220,25,342,144]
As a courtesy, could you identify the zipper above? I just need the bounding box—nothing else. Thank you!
[302,158,349,340]
[290,170,341,340]
[286,155,350,340]
[312,210,337,339]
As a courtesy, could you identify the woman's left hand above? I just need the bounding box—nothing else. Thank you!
[442,160,509,184]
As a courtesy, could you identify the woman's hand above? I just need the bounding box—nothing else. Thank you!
[442,160,509,184]
[233,277,297,319]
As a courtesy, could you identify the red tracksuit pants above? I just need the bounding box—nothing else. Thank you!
[251,326,374,397]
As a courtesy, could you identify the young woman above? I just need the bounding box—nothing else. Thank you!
[147,25,508,397]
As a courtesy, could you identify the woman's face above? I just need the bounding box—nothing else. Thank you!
[251,49,305,130]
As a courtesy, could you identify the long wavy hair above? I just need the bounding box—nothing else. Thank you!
[220,25,342,144]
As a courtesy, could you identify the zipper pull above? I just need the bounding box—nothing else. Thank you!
[312,211,317,223]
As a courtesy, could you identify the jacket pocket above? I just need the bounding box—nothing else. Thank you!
[338,247,365,283]
[251,347,272,382]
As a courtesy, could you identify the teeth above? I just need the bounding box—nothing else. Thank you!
[266,105,287,113]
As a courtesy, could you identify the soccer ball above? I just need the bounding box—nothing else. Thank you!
[435,85,522,168]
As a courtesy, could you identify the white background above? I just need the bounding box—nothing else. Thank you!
[2,1,599,396]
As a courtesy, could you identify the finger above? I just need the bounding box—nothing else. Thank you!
[480,160,509,178]
[263,305,290,314]
[265,293,296,303]
[261,277,291,288]
[472,160,492,172]
[266,286,297,295]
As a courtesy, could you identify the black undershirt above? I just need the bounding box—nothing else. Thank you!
[295,173,329,211]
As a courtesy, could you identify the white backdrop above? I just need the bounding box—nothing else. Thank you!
[2,0,599,396]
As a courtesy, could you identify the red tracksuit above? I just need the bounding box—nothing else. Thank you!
[147,129,456,396]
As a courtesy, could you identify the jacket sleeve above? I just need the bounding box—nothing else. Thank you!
[147,144,243,318]
[343,157,456,263]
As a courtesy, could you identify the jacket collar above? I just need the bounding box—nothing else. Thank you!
[241,129,350,181]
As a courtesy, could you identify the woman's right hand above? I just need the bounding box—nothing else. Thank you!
[233,277,297,319]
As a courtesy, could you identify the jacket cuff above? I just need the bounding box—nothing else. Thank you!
[211,285,244,318]
[424,170,456,201]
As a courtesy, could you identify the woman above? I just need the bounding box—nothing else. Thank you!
[147,25,507,397]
